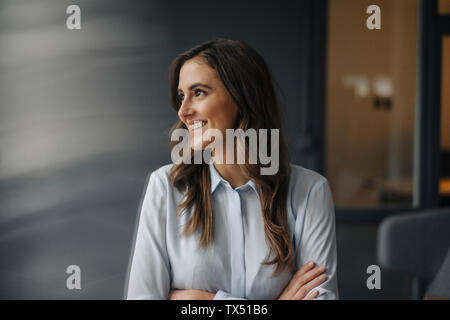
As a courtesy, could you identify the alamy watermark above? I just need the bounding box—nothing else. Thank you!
[66,5,81,30]
[366,264,381,290]
[66,265,81,290]
[171,122,279,175]
[366,5,381,30]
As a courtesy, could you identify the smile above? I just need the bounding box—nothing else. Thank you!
[188,121,207,132]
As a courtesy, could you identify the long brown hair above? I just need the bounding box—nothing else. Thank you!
[168,39,294,277]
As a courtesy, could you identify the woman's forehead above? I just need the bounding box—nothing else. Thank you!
[179,58,218,87]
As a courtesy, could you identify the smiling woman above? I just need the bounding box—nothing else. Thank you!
[176,57,239,151]
[124,39,339,300]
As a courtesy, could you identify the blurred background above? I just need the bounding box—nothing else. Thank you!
[0,0,449,299]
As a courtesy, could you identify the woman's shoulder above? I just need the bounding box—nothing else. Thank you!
[141,164,178,203]
[151,163,174,179]
[146,163,175,188]
[286,163,334,217]
[287,163,331,205]
[288,163,328,190]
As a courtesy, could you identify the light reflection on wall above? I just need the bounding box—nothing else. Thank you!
[0,0,174,298]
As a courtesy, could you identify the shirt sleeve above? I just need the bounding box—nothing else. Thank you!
[213,290,247,300]
[295,178,339,300]
[124,170,171,299]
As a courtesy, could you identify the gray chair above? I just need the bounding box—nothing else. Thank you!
[377,208,450,299]
[425,245,450,299]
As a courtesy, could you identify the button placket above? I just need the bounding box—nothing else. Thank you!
[228,188,246,297]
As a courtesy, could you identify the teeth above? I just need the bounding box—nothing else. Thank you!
[189,121,205,130]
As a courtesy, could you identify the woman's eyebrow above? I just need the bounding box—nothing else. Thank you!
[178,82,213,92]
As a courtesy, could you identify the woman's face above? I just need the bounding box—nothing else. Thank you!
[177,57,239,151]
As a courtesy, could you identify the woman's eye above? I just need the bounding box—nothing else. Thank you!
[194,89,205,97]
[178,94,184,101]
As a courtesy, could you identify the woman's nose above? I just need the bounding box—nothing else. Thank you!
[178,99,193,120]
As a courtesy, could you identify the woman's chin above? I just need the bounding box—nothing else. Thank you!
[191,144,206,152]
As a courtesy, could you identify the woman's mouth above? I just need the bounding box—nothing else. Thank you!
[188,121,207,132]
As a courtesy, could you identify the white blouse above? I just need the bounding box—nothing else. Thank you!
[125,162,339,299]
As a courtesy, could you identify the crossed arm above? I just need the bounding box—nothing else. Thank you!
[168,260,327,300]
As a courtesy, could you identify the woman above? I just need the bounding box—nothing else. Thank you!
[125,39,338,300]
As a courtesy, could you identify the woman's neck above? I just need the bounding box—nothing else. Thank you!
[210,141,250,189]
[212,162,248,189]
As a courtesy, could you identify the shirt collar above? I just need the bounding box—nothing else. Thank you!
[209,162,222,193]
[208,162,258,194]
